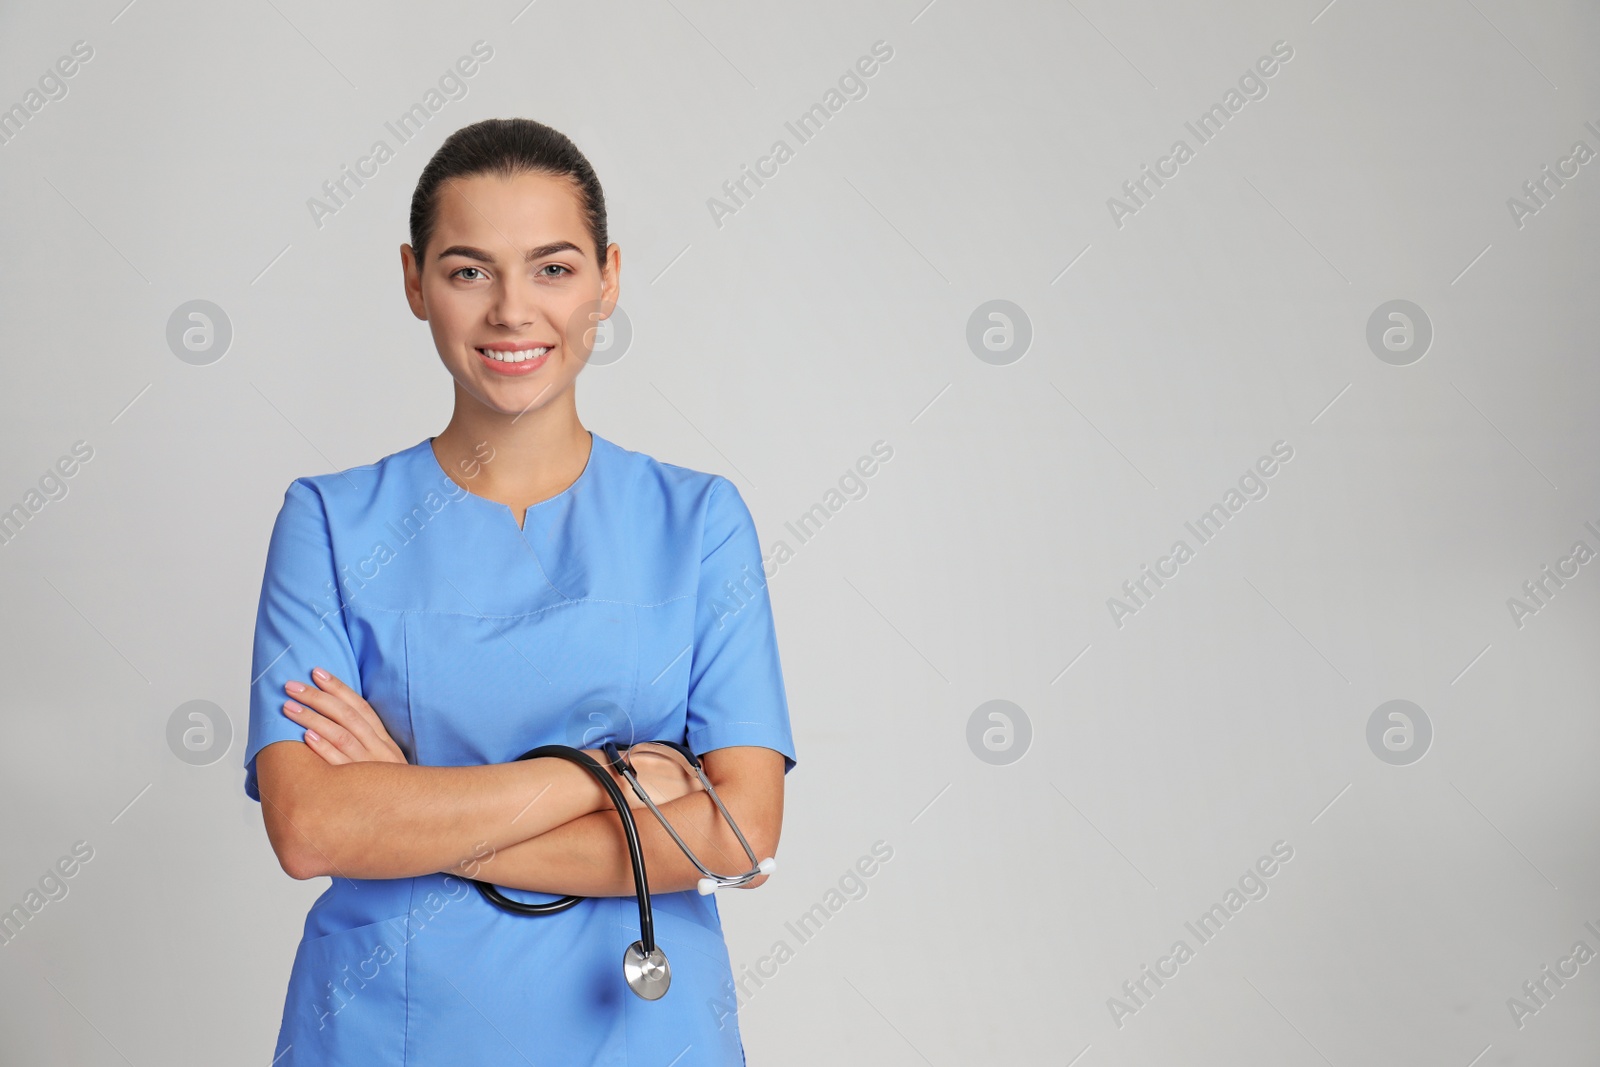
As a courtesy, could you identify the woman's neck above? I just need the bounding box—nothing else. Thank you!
[431,398,591,512]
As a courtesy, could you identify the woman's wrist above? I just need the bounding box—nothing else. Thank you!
[490,752,609,843]
[579,748,641,811]
[562,749,629,815]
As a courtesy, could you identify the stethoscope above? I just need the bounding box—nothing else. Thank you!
[468,740,777,1000]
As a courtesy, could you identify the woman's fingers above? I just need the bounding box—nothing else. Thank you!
[310,669,407,761]
[282,672,405,763]
[302,727,352,765]
[282,700,357,763]
[309,669,377,729]
[283,679,369,742]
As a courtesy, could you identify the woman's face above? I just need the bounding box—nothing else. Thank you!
[403,170,617,420]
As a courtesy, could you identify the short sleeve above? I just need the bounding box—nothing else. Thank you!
[242,479,362,801]
[685,477,797,773]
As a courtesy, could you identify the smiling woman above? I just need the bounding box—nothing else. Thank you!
[245,118,796,1066]
[401,129,618,485]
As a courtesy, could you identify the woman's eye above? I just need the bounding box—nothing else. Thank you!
[452,267,485,281]
[538,264,571,278]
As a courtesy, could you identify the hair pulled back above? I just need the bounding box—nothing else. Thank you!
[409,118,608,268]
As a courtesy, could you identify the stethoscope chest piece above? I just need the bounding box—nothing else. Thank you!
[623,941,671,1000]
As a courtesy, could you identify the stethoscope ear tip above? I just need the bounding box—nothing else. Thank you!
[758,856,777,875]
[696,877,717,896]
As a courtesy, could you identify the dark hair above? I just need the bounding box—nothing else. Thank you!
[408,117,608,270]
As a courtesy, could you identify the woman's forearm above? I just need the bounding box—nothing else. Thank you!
[453,786,774,897]
[257,741,612,881]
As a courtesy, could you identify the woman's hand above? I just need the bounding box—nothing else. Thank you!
[283,672,698,814]
[283,667,409,765]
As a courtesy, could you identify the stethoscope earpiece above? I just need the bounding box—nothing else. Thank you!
[605,740,775,892]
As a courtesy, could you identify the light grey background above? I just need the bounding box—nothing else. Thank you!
[2,0,1597,1063]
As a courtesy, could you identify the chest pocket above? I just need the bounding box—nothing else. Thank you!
[403,601,647,766]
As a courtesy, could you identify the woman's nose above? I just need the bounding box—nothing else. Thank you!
[490,273,543,330]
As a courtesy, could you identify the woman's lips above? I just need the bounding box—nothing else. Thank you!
[475,345,550,376]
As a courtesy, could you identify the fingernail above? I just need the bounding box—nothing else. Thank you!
[285,681,306,694]
[305,729,320,742]
[312,668,330,682]
[283,701,302,715]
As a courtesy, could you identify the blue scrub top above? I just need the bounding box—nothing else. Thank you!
[244,431,796,1066]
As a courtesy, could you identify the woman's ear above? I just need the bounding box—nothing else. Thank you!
[401,244,428,320]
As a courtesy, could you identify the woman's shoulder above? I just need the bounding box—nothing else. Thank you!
[598,433,737,510]
[276,438,438,516]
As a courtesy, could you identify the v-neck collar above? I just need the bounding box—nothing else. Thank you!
[421,431,599,532]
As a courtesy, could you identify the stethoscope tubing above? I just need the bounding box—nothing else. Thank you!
[468,744,655,954]
[601,741,772,892]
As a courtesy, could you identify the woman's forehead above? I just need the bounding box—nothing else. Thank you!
[433,172,589,253]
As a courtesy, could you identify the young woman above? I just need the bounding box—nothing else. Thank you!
[244,118,796,1065]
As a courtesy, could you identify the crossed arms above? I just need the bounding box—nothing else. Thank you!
[254,668,784,897]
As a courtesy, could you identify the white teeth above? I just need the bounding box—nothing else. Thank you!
[478,347,549,364]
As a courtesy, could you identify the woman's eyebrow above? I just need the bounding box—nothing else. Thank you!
[435,241,583,263]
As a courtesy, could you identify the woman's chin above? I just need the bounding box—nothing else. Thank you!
[462,377,571,418]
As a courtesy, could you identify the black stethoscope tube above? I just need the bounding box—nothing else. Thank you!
[469,744,654,955]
